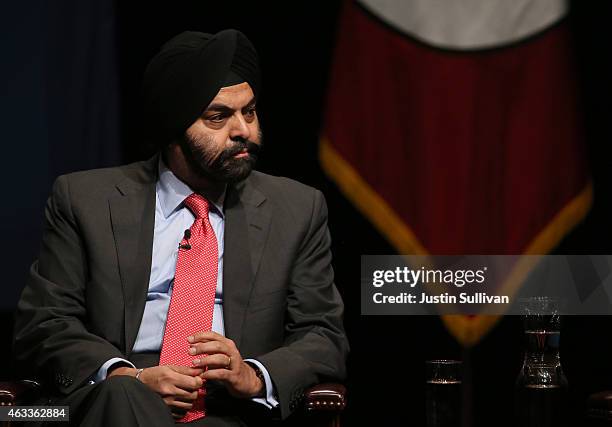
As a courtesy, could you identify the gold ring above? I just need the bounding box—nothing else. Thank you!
[226,356,232,369]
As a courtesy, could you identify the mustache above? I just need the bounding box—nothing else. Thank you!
[218,137,261,161]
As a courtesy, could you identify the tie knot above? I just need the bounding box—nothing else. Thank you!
[184,193,210,219]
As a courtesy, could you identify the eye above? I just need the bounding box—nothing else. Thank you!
[244,107,257,121]
[206,114,226,124]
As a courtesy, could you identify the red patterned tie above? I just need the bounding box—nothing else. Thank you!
[159,193,218,422]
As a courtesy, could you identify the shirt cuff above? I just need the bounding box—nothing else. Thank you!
[93,357,136,383]
[244,358,279,409]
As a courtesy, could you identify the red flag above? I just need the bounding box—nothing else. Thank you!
[321,0,592,345]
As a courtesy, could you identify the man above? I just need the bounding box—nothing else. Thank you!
[13,29,348,426]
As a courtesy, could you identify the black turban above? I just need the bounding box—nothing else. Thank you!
[142,29,260,144]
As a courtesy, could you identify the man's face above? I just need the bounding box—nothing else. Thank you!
[178,82,262,183]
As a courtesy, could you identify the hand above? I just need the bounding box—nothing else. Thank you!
[188,331,264,398]
[109,364,204,419]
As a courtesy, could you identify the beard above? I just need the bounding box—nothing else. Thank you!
[178,130,262,184]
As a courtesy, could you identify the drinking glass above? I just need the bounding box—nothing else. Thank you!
[426,360,462,427]
[515,297,569,427]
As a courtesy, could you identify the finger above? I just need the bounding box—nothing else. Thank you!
[189,330,225,343]
[169,385,198,401]
[166,369,203,389]
[170,388,199,402]
[167,404,186,420]
[189,341,228,357]
[170,408,188,420]
[201,368,231,382]
[170,371,204,391]
[174,392,200,403]
[159,369,203,394]
[192,353,232,370]
[163,397,193,411]
[169,365,204,376]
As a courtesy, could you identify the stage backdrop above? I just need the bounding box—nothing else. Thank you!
[0,0,121,309]
[321,0,592,345]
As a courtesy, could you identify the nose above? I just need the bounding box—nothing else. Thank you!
[228,112,252,141]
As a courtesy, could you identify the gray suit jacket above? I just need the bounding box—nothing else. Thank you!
[13,154,349,419]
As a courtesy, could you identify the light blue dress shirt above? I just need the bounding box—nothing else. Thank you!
[95,157,278,409]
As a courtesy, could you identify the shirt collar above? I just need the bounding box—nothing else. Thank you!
[157,156,226,219]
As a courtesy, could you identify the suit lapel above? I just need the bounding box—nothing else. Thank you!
[109,155,158,356]
[223,177,271,347]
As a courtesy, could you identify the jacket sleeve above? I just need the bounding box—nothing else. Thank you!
[256,189,350,419]
[13,175,125,395]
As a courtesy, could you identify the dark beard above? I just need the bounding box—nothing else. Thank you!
[178,132,262,184]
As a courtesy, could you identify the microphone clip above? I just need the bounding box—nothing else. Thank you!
[179,229,192,250]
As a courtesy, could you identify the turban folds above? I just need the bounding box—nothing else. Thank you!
[142,29,260,144]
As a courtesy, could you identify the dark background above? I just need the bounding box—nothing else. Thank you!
[2,1,612,425]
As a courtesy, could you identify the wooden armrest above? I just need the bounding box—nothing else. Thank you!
[304,383,346,413]
[588,391,612,425]
[0,380,42,406]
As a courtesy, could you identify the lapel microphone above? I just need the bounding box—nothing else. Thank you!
[179,229,192,250]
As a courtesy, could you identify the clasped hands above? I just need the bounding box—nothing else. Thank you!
[108,331,264,418]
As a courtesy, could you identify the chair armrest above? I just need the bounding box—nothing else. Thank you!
[303,383,346,413]
[0,380,42,406]
[587,391,612,425]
